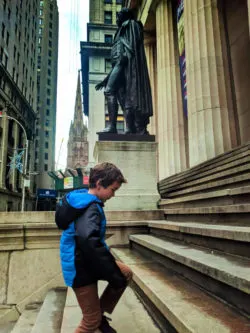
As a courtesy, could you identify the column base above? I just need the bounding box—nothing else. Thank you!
[94,141,159,211]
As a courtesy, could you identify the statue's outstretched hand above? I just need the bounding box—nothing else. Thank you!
[95,81,105,91]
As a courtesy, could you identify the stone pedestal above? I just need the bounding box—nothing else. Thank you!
[94,141,159,211]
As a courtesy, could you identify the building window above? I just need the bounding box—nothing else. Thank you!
[104,11,112,24]
[40,1,44,6]
[104,0,112,3]
[0,47,3,62]
[45,131,49,137]
[47,98,50,106]
[45,142,49,149]
[39,18,43,25]
[105,59,112,73]
[47,79,51,86]
[45,153,48,160]
[4,54,8,69]
[44,164,48,171]
[6,31,9,46]
[2,23,5,38]
[45,119,49,127]
[105,34,113,44]
[46,109,50,116]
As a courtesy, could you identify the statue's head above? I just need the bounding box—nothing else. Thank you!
[117,8,134,27]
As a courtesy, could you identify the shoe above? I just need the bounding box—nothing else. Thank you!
[99,315,117,333]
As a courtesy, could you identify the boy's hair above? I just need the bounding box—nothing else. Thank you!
[89,162,127,188]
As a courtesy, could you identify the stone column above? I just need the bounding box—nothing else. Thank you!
[144,35,157,136]
[185,0,237,166]
[156,0,187,179]
[0,114,8,188]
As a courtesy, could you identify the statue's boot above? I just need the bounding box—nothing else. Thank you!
[124,109,136,134]
[101,95,118,133]
[135,116,149,135]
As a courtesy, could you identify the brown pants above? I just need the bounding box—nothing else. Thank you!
[73,261,133,333]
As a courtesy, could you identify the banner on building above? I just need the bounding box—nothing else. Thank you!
[83,176,89,185]
[37,189,57,198]
[7,149,24,177]
[64,177,74,189]
[177,0,188,117]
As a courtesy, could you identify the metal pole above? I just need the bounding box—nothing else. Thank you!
[21,139,29,212]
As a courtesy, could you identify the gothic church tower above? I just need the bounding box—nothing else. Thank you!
[67,72,88,169]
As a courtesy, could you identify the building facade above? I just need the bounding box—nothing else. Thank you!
[124,0,250,181]
[80,0,124,165]
[34,0,59,190]
[67,72,88,169]
[0,0,38,211]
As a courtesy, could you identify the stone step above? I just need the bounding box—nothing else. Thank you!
[129,234,250,315]
[60,284,160,333]
[10,303,42,333]
[148,221,250,242]
[30,288,66,333]
[111,248,250,333]
[159,151,250,192]
[164,203,250,214]
[148,221,250,259]
[158,142,250,186]
[129,234,250,294]
[160,172,250,198]
[158,186,250,208]
[0,322,16,333]
[0,306,19,326]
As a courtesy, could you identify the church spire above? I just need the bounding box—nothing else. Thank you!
[67,71,88,169]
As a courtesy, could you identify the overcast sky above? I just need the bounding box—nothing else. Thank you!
[55,1,89,170]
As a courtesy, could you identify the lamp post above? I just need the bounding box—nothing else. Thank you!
[0,108,29,212]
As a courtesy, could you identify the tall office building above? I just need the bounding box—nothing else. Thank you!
[67,72,88,169]
[34,0,58,190]
[0,0,38,211]
[80,0,124,165]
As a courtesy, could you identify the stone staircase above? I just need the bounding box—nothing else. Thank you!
[111,143,250,332]
[1,143,250,332]
[0,285,160,333]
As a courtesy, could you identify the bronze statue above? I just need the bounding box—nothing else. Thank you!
[95,8,153,135]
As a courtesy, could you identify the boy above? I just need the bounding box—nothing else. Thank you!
[60,162,133,333]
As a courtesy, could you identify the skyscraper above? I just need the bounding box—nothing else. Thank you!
[34,0,59,190]
[0,0,38,211]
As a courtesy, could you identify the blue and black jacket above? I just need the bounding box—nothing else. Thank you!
[60,189,126,288]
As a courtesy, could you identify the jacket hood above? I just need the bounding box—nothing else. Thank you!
[66,189,103,209]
